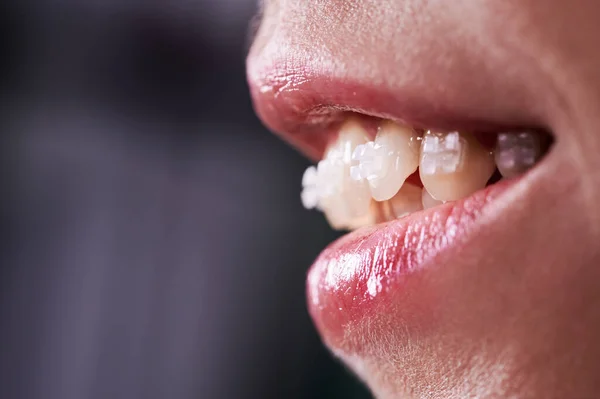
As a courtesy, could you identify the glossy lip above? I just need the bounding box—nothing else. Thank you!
[305,177,518,355]
[247,58,545,162]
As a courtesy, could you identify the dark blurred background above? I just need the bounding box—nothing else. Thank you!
[0,1,371,398]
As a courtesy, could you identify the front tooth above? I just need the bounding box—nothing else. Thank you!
[351,121,420,201]
[495,132,543,178]
[419,131,495,202]
[319,120,372,230]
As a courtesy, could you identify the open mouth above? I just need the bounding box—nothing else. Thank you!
[300,116,552,231]
[245,14,562,368]
[294,113,555,354]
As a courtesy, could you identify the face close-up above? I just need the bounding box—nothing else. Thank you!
[247,0,600,398]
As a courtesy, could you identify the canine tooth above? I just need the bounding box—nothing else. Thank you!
[421,188,444,210]
[495,132,543,178]
[351,121,420,201]
[319,120,372,230]
[419,131,495,202]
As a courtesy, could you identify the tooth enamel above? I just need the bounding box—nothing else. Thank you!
[421,188,444,210]
[350,121,420,201]
[317,120,372,230]
[345,183,423,227]
[419,131,495,202]
[301,120,506,230]
[385,183,423,219]
[495,132,543,178]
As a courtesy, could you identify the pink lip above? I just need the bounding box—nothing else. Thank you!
[247,57,540,162]
[306,179,515,356]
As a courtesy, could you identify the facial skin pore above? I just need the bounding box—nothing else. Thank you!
[247,1,600,397]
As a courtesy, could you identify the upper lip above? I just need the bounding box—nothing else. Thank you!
[246,64,526,160]
[246,33,547,162]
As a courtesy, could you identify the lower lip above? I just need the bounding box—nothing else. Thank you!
[306,178,517,355]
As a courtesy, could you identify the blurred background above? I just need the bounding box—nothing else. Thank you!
[1,1,370,398]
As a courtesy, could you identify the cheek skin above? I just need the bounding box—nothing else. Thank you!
[252,1,600,398]
[455,0,600,195]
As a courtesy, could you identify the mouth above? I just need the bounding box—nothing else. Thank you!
[254,90,553,351]
[299,117,551,230]
[296,111,553,355]
[245,3,565,391]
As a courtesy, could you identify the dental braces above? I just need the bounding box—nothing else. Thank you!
[300,119,545,232]
[419,132,466,175]
[350,142,388,182]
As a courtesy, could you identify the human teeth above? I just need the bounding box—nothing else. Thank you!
[385,183,423,219]
[421,188,444,210]
[350,121,420,201]
[312,120,372,230]
[357,183,423,225]
[419,131,495,202]
[301,119,518,230]
[495,132,543,178]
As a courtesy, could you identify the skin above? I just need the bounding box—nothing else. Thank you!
[247,1,600,397]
